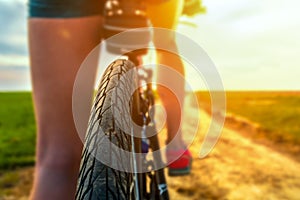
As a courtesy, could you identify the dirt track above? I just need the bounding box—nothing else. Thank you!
[2,98,300,200]
[166,97,300,200]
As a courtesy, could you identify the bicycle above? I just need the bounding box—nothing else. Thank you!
[76,1,170,199]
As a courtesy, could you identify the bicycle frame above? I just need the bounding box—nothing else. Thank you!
[102,0,170,198]
[127,52,169,200]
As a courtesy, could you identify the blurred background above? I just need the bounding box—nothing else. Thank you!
[0,0,300,91]
[0,0,300,199]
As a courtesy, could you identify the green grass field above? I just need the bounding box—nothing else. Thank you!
[0,92,36,170]
[197,91,300,144]
[0,91,300,170]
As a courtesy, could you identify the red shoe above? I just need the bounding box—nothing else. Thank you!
[166,148,192,176]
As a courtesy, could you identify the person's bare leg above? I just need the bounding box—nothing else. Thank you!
[29,16,102,200]
[156,50,185,148]
[146,0,185,147]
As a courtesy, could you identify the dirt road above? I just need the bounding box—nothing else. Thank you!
[167,98,300,200]
[2,98,300,200]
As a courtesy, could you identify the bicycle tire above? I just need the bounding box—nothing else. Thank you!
[76,59,138,200]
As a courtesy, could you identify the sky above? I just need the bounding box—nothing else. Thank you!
[0,0,299,91]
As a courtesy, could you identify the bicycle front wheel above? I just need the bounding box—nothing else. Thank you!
[76,59,138,200]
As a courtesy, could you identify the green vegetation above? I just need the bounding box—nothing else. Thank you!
[0,92,36,170]
[0,91,299,169]
[197,91,300,144]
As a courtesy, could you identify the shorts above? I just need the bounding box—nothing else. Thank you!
[29,0,105,18]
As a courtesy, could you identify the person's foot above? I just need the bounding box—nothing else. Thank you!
[166,148,192,176]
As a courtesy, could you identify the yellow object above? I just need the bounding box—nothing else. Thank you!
[146,0,184,29]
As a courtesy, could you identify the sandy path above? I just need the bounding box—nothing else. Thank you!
[2,98,300,200]
[166,98,300,200]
